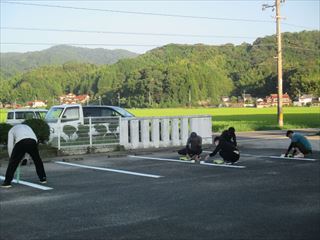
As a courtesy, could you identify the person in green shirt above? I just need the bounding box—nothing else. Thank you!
[285,130,312,158]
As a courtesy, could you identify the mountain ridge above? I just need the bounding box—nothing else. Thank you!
[0,45,139,78]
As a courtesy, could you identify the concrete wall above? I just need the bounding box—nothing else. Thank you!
[120,116,212,149]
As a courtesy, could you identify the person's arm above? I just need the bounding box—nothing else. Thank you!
[232,134,237,146]
[7,130,14,158]
[285,142,293,157]
[209,143,221,157]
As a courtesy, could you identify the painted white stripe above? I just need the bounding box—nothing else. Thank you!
[269,155,316,161]
[205,151,317,162]
[55,161,162,178]
[200,161,246,169]
[129,155,246,169]
[0,176,53,191]
[129,155,195,164]
[241,153,317,161]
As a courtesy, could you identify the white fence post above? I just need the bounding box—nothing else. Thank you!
[171,118,180,146]
[52,115,211,150]
[141,119,150,148]
[190,118,199,135]
[204,117,213,144]
[160,118,170,147]
[151,118,160,148]
[130,119,139,149]
[89,117,93,147]
[181,117,189,145]
[120,118,129,148]
[57,120,61,150]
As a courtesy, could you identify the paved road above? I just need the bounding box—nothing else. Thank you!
[1,147,319,240]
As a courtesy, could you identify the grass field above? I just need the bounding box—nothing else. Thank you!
[0,109,7,123]
[129,107,320,132]
[1,107,319,132]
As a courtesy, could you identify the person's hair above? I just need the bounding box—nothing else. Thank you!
[190,132,197,138]
[214,136,220,142]
[286,130,294,137]
[228,127,235,133]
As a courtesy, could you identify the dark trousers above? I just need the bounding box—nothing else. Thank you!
[219,150,240,163]
[4,139,46,184]
[178,147,202,157]
[292,142,312,155]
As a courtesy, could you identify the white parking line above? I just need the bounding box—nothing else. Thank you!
[241,153,317,161]
[129,155,196,164]
[0,176,53,191]
[129,155,246,169]
[199,161,246,169]
[55,161,163,178]
[204,151,317,162]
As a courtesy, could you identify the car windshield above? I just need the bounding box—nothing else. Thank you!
[45,107,64,122]
[113,107,134,117]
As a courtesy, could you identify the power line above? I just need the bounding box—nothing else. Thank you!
[2,1,314,30]
[0,42,160,47]
[1,42,318,52]
[2,0,315,29]
[2,0,317,2]
[0,1,278,24]
[1,26,256,40]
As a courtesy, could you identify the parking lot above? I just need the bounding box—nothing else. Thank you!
[1,137,319,240]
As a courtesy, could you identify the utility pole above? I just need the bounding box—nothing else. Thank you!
[263,0,284,127]
[188,87,192,108]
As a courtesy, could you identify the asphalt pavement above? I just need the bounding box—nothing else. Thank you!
[0,131,319,240]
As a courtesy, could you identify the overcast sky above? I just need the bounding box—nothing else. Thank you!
[1,0,319,53]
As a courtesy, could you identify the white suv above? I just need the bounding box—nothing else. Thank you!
[6,109,48,125]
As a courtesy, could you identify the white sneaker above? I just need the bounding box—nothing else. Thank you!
[294,153,304,158]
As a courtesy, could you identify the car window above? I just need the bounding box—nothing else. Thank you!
[45,107,64,122]
[101,108,114,117]
[83,107,101,117]
[16,112,35,120]
[7,112,14,119]
[36,111,47,119]
[62,107,80,122]
[112,107,134,117]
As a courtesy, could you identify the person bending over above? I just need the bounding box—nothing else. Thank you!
[1,124,47,188]
[205,137,240,164]
[178,132,202,161]
[285,130,312,158]
[220,127,237,146]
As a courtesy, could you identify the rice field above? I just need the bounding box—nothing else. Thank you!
[1,107,319,132]
[129,107,320,132]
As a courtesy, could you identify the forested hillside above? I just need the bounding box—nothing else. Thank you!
[0,31,319,107]
[0,45,138,78]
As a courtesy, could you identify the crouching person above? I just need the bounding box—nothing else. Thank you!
[205,137,240,164]
[1,124,47,188]
[178,132,202,161]
[285,130,312,158]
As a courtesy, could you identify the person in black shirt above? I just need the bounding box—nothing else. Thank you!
[205,136,240,164]
[220,127,237,147]
[178,132,202,161]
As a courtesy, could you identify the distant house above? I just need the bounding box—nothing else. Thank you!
[59,93,90,104]
[266,93,291,106]
[299,94,313,105]
[256,98,269,108]
[242,94,253,103]
[27,100,47,108]
[293,94,320,106]
[221,96,230,107]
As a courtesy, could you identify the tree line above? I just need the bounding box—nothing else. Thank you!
[0,30,319,108]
